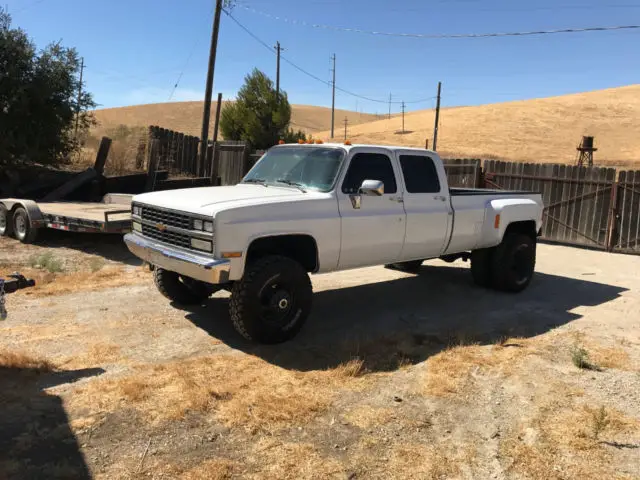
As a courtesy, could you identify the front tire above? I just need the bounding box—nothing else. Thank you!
[13,207,38,243]
[230,255,312,344]
[153,268,215,305]
[491,233,536,293]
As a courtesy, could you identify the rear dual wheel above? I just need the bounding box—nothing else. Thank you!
[471,233,535,293]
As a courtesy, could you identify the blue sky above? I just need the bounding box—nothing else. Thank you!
[7,0,639,113]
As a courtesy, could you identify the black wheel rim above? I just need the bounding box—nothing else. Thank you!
[511,244,533,286]
[259,276,295,326]
[14,214,27,239]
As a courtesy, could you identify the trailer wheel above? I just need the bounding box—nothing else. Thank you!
[385,260,423,273]
[0,205,11,237]
[230,255,312,344]
[491,233,536,293]
[12,207,38,243]
[153,268,215,305]
[471,248,495,288]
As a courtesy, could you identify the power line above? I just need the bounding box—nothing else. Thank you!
[223,9,433,105]
[239,5,640,39]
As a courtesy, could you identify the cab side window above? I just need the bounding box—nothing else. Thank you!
[341,153,397,194]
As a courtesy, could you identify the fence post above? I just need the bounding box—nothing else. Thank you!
[211,142,221,186]
[606,178,620,252]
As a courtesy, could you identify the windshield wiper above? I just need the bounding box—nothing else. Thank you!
[276,179,307,193]
[243,178,268,186]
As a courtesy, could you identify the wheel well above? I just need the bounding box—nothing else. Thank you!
[247,235,318,272]
[504,220,537,240]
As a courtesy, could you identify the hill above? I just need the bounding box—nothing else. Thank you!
[92,102,383,138]
[317,85,640,166]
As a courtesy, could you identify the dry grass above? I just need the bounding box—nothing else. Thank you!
[386,443,471,480]
[501,401,640,479]
[343,405,397,429]
[92,102,382,140]
[570,332,634,370]
[15,266,149,298]
[179,459,238,480]
[247,439,346,479]
[315,84,640,165]
[0,351,55,372]
[422,340,527,396]
[70,355,370,433]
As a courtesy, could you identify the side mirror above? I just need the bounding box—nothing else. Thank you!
[359,179,384,196]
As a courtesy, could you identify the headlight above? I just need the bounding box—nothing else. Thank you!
[193,219,203,230]
[132,221,142,233]
[191,238,212,252]
[204,221,213,233]
[132,205,141,216]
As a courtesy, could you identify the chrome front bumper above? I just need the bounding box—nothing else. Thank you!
[124,233,231,284]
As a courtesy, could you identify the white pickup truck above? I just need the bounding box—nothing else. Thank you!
[124,144,543,343]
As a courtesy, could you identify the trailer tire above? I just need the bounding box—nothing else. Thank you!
[0,205,11,237]
[385,260,423,273]
[230,255,312,344]
[471,248,494,288]
[12,207,38,243]
[491,233,536,293]
[153,268,215,305]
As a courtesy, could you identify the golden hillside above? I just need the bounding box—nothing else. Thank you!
[92,101,383,138]
[317,85,640,166]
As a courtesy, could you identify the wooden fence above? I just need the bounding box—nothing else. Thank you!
[482,160,640,255]
[146,126,252,185]
[443,159,481,188]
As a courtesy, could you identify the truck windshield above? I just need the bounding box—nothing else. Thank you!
[242,147,345,192]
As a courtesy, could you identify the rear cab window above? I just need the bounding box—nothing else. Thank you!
[398,154,441,193]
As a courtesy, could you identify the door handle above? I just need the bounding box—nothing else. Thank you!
[389,196,404,203]
[434,195,447,202]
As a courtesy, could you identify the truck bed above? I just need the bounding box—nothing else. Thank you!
[450,187,541,196]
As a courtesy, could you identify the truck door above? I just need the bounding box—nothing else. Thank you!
[397,153,452,260]
[337,150,406,269]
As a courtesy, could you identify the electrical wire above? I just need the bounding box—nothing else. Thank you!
[239,4,640,39]
[224,9,435,105]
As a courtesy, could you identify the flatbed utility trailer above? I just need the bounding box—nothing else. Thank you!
[0,194,133,243]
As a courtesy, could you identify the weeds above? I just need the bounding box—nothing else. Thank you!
[88,257,106,273]
[571,346,598,370]
[590,406,610,440]
[28,252,64,273]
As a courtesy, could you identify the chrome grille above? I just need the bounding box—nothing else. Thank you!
[141,206,191,229]
[141,224,191,249]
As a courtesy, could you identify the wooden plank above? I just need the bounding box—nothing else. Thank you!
[41,168,98,201]
[38,202,132,222]
[145,140,161,192]
[542,164,555,238]
[577,167,595,246]
[555,164,568,241]
[93,136,112,175]
[633,171,640,251]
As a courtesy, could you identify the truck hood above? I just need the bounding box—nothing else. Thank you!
[133,184,315,216]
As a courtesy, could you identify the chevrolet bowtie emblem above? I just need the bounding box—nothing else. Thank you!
[156,223,166,231]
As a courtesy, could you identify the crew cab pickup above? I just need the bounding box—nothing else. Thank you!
[124,144,543,343]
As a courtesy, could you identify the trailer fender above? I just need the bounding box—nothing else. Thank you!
[1,199,45,228]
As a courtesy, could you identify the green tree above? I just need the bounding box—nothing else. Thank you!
[0,7,95,165]
[220,68,305,150]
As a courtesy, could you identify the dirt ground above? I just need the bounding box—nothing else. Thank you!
[1,233,639,479]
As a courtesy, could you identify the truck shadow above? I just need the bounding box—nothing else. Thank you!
[0,365,104,479]
[184,265,627,373]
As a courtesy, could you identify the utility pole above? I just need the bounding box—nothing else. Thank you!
[401,101,406,134]
[213,93,223,144]
[343,116,348,141]
[433,81,442,151]
[330,54,336,139]
[388,93,392,119]
[274,41,283,99]
[199,0,223,173]
[74,57,84,142]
